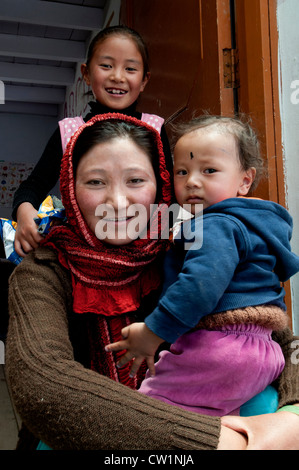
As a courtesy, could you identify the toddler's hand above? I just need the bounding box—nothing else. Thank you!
[106,322,163,377]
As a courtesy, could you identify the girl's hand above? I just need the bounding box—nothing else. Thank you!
[221,408,299,450]
[14,203,44,257]
[106,322,164,377]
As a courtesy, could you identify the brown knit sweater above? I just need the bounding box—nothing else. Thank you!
[5,247,299,450]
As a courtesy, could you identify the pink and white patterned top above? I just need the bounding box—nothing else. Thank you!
[59,113,164,153]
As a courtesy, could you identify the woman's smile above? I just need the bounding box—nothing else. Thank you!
[75,137,157,245]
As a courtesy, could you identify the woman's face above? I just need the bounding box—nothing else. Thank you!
[75,137,157,245]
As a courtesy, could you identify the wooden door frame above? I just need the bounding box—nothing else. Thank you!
[233,0,291,319]
[121,0,291,321]
[233,0,283,204]
[120,0,283,202]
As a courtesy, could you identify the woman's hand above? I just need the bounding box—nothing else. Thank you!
[221,409,299,450]
[217,425,247,450]
[106,322,164,377]
[14,203,43,257]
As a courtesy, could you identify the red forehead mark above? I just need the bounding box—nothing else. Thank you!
[190,152,194,159]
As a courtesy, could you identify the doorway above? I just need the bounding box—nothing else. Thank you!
[121,0,282,199]
[120,0,291,318]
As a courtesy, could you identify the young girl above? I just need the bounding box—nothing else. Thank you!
[12,25,173,257]
[106,115,299,417]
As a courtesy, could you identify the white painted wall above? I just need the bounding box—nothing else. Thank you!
[277,0,299,334]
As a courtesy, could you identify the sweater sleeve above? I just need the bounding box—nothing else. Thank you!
[5,248,220,450]
[12,127,63,220]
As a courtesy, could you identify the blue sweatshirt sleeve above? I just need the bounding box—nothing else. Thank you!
[145,214,248,343]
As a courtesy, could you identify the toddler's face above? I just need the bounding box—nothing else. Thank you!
[173,127,255,214]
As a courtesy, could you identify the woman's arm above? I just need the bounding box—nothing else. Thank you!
[221,328,299,450]
[221,410,299,450]
[7,249,296,450]
[5,248,222,450]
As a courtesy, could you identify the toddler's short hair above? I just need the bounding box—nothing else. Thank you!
[173,114,265,192]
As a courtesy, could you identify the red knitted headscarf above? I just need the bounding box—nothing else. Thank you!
[42,113,172,387]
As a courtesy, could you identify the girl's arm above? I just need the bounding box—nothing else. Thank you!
[12,128,62,256]
[12,127,62,221]
[14,203,44,257]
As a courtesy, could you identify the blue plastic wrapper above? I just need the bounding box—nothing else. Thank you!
[34,195,66,235]
[0,218,22,264]
[0,195,66,264]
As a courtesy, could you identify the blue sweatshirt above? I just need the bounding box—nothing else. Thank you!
[145,198,299,343]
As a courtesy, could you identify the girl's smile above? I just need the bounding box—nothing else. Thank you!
[81,35,149,110]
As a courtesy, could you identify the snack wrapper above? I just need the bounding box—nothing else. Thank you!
[0,195,66,264]
[34,195,66,235]
[0,218,22,264]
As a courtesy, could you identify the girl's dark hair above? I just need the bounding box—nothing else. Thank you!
[173,114,265,192]
[86,25,150,79]
[73,120,161,198]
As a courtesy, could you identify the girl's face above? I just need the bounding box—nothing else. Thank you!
[75,137,157,245]
[173,127,255,214]
[81,35,149,110]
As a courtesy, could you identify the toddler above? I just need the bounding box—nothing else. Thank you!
[107,115,299,416]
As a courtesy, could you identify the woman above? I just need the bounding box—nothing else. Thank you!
[5,114,299,450]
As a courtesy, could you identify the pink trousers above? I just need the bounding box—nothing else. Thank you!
[139,324,285,416]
